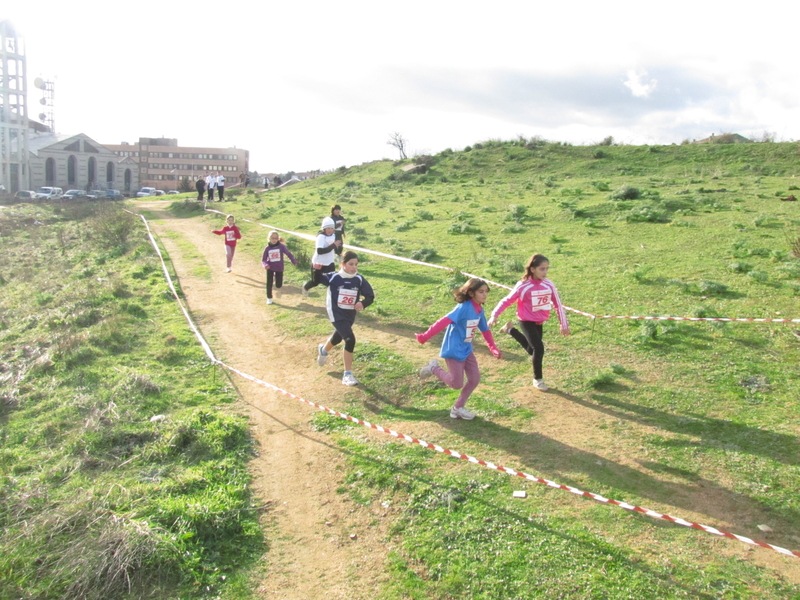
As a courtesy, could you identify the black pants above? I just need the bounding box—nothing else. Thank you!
[266,270,283,299]
[207,187,215,201]
[303,263,335,290]
[197,188,204,201]
[330,320,356,352]
[217,185,225,201]
[508,321,545,380]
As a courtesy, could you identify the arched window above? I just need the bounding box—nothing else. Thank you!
[68,155,77,185]
[124,169,131,192]
[45,157,56,185]
[106,161,114,185]
[88,157,96,187]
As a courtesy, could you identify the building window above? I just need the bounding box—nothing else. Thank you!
[106,161,114,184]
[124,168,132,192]
[88,157,96,185]
[45,157,56,185]
[68,155,77,184]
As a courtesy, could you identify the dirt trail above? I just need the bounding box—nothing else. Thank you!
[137,201,800,596]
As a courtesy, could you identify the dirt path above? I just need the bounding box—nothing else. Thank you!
[137,201,800,596]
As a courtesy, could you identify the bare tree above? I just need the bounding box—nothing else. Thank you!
[387,132,409,160]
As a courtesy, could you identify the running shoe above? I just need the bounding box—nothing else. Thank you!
[317,344,328,366]
[533,379,549,391]
[419,359,440,379]
[342,371,359,386]
[449,406,476,420]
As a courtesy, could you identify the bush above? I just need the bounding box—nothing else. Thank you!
[727,262,753,273]
[609,186,641,200]
[748,270,768,283]
[506,204,528,223]
[410,247,437,262]
[447,223,481,235]
[625,206,669,223]
[698,280,729,295]
[415,210,434,221]
[285,236,311,270]
[90,205,138,249]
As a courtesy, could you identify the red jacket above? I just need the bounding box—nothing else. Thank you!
[213,225,241,247]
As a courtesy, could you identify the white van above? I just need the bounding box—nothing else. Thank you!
[136,187,157,197]
[35,186,64,199]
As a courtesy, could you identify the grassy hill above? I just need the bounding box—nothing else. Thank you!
[2,138,799,599]
[214,139,800,598]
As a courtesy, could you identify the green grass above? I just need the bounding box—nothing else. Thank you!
[0,202,262,600]
[198,139,800,597]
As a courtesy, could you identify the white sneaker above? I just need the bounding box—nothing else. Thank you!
[266,298,273,305]
[500,321,514,334]
[301,286,309,297]
[419,359,440,379]
[225,268,231,273]
[450,406,476,420]
[533,379,549,391]
[317,344,328,366]
[342,371,359,386]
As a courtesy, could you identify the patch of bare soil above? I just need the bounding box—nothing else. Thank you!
[138,201,800,596]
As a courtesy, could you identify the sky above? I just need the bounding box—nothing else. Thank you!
[5,0,799,173]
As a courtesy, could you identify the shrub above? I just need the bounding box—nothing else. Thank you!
[625,206,669,223]
[410,247,437,262]
[506,204,528,223]
[698,280,729,295]
[609,186,640,200]
[90,205,138,249]
[592,181,610,192]
[593,150,607,159]
[415,210,434,221]
[447,223,481,235]
[727,262,753,273]
[395,221,413,232]
[285,236,310,270]
[747,270,768,283]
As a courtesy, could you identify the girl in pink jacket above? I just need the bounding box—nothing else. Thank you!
[488,254,569,391]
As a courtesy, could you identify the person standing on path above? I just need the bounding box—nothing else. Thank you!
[206,172,216,202]
[302,217,341,296]
[416,278,501,420]
[217,172,226,201]
[315,251,375,386]
[261,230,297,304]
[487,253,569,391]
[212,214,242,272]
[195,176,206,202]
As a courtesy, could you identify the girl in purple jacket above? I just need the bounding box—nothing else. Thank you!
[488,254,569,391]
[261,231,297,304]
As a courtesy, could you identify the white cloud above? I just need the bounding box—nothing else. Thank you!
[623,69,658,98]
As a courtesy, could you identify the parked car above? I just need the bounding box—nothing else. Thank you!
[14,190,36,200]
[136,187,156,197]
[35,186,64,200]
[104,189,124,200]
[62,189,87,200]
[86,191,103,199]
[154,190,166,196]
[166,190,180,195]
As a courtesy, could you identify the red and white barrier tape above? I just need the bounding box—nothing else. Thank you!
[207,209,800,324]
[139,211,799,559]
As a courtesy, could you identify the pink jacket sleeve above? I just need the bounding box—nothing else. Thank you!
[490,281,522,321]
[415,316,453,344]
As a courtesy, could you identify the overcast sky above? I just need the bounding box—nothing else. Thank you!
[5,0,799,173]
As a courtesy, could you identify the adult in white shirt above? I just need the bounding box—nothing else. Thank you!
[206,173,216,201]
[217,172,226,201]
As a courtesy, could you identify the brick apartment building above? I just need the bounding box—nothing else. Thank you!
[103,137,249,191]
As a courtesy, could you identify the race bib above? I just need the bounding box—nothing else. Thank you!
[225,231,236,242]
[530,288,552,311]
[464,318,479,342]
[337,288,358,310]
[268,248,281,261]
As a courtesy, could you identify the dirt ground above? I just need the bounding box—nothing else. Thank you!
[138,201,800,598]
